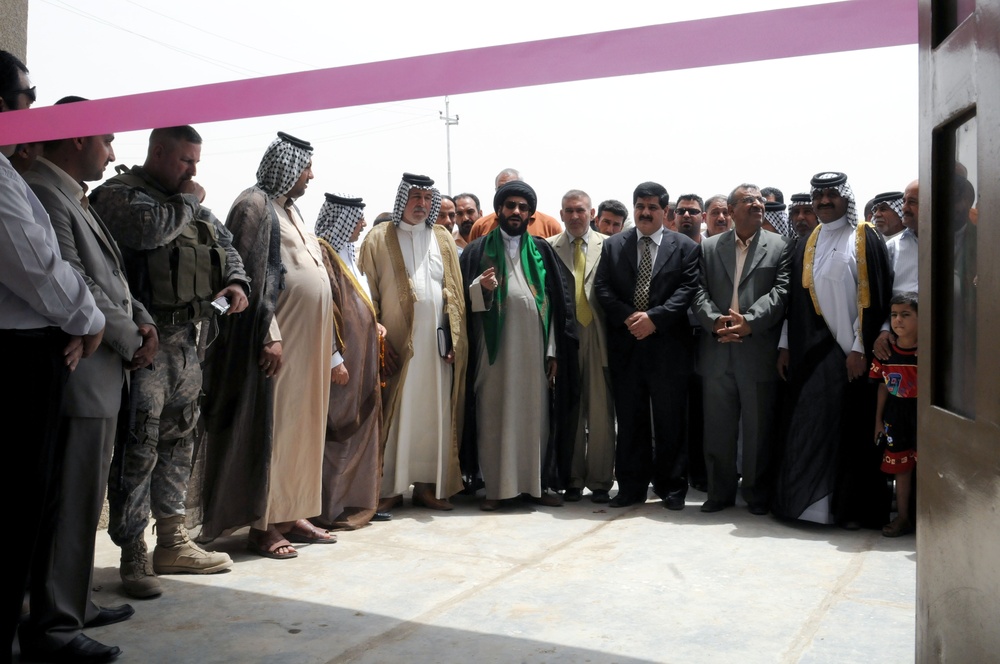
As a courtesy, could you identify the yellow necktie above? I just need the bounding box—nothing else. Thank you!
[573,237,593,327]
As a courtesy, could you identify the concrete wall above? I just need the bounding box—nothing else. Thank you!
[0,0,29,61]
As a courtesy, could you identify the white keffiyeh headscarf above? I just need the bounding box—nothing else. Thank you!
[256,131,313,199]
[810,172,858,226]
[392,172,441,227]
[871,191,904,224]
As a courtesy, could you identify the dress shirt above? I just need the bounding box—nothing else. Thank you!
[730,231,756,314]
[636,227,664,266]
[0,153,104,334]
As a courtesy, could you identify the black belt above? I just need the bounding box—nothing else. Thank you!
[0,326,64,340]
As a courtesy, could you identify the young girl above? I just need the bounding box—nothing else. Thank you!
[871,292,919,537]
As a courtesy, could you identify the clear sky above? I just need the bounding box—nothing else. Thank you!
[25,0,917,229]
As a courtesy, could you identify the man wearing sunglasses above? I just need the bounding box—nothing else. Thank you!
[461,181,578,511]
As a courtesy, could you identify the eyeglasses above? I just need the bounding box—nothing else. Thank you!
[737,196,765,206]
[674,207,702,217]
[503,201,530,212]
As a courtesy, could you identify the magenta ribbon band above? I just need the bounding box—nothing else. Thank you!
[0,0,915,144]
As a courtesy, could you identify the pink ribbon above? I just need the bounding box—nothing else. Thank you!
[1,0,915,144]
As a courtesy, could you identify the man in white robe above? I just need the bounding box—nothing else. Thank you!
[357,173,467,514]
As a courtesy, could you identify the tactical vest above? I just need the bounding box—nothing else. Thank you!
[110,171,228,326]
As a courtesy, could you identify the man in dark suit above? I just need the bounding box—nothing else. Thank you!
[21,108,157,664]
[692,184,793,515]
[595,182,700,510]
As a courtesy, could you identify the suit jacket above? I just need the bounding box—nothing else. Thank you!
[692,228,793,381]
[24,159,152,418]
[594,227,700,375]
[547,230,609,366]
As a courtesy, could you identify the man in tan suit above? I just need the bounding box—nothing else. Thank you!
[21,99,157,663]
[548,190,616,503]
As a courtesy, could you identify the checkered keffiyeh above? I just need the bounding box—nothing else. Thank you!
[764,204,794,237]
[392,173,441,227]
[873,193,904,222]
[256,132,313,199]
[810,172,858,226]
[316,193,365,261]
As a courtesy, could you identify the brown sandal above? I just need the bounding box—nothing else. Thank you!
[248,527,298,559]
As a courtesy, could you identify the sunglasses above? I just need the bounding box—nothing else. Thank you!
[503,201,530,213]
[674,207,702,217]
[9,86,37,104]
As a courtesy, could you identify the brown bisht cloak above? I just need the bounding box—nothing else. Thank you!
[314,239,383,529]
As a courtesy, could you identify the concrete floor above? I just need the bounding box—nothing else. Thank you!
[20,488,917,663]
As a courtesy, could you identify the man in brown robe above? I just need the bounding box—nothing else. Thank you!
[313,193,384,529]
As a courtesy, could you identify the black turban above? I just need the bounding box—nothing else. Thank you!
[493,181,537,216]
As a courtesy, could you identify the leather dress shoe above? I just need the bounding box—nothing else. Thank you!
[700,499,734,513]
[747,503,769,516]
[21,633,121,663]
[563,488,583,502]
[590,489,610,504]
[378,495,403,511]
[371,511,392,522]
[411,485,453,511]
[525,491,563,507]
[84,604,134,628]
[480,499,502,511]
[609,490,646,508]
[663,491,687,511]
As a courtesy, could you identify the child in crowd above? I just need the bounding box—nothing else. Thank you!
[870,291,919,537]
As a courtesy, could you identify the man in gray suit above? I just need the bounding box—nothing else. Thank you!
[21,105,157,664]
[692,183,792,515]
[548,189,616,503]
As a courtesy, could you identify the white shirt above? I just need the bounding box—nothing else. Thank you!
[886,228,918,294]
[0,153,104,334]
[636,227,664,266]
[812,217,863,356]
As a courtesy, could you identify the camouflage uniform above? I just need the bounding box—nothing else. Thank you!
[91,166,250,546]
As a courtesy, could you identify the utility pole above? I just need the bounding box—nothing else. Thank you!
[439,96,459,195]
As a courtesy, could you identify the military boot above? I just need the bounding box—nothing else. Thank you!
[152,515,233,574]
[120,537,163,599]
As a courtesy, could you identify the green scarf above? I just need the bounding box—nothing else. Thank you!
[480,228,550,365]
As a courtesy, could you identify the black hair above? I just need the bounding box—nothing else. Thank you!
[760,186,784,203]
[633,182,669,208]
[890,291,918,312]
[598,199,629,221]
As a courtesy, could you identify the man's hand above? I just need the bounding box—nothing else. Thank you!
[382,339,400,376]
[214,284,249,315]
[846,350,866,381]
[260,340,283,378]
[177,180,206,203]
[777,348,790,381]
[479,267,499,292]
[717,309,751,343]
[63,336,84,372]
[546,357,558,389]
[129,324,159,370]
[626,311,656,340]
[873,329,893,361]
[331,363,349,385]
[376,323,387,339]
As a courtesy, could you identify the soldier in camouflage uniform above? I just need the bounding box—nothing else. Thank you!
[91,126,251,599]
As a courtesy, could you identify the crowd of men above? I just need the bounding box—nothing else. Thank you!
[3,49,936,663]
